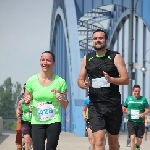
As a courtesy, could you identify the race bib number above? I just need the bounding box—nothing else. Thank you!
[131,110,139,119]
[92,77,110,88]
[24,112,32,118]
[37,102,55,121]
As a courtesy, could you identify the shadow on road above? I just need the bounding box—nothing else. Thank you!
[0,130,15,145]
[0,134,9,145]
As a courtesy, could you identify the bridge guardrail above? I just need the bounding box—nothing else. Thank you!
[2,117,17,131]
[0,117,3,135]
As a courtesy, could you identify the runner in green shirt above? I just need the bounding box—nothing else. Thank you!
[16,98,32,150]
[123,85,150,150]
[23,51,68,150]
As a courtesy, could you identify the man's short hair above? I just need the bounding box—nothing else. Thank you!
[93,28,108,40]
[132,84,140,90]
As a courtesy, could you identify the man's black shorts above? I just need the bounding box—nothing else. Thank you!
[21,120,32,137]
[127,121,145,138]
[88,104,122,135]
[86,119,91,129]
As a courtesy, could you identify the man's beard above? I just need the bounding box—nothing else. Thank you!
[93,44,106,51]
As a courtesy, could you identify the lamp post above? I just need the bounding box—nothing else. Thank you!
[140,49,150,73]
[86,20,89,55]
[140,60,150,73]
[140,66,147,73]
[128,0,134,99]
[126,0,134,147]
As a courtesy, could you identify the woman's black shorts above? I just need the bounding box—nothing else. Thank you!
[21,120,32,137]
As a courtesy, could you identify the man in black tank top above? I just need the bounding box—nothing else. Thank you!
[77,29,129,150]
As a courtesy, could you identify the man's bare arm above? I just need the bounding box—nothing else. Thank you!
[77,56,88,89]
[82,106,88,120]
[111,54,129,85]
[139,108,150,118]
[16,100,23,118]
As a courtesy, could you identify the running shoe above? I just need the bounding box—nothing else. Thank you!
[22,143,25,150]
[17,145,22,150]
[126,144,131,147]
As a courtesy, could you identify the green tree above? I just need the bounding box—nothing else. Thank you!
[12,82,22,104]
[0,77,22,118]
[0,77,13,117]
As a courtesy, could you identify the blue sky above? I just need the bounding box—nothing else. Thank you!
[0,0,53,87]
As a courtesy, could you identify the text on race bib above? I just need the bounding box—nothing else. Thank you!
[92,77,110,88]
[37,102,55,121]
[23,112,32,118]
[131,109,139,119]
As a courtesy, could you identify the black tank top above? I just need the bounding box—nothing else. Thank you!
[86,50,121,106]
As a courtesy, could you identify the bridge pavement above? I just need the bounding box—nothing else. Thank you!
[0,131,149,150]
